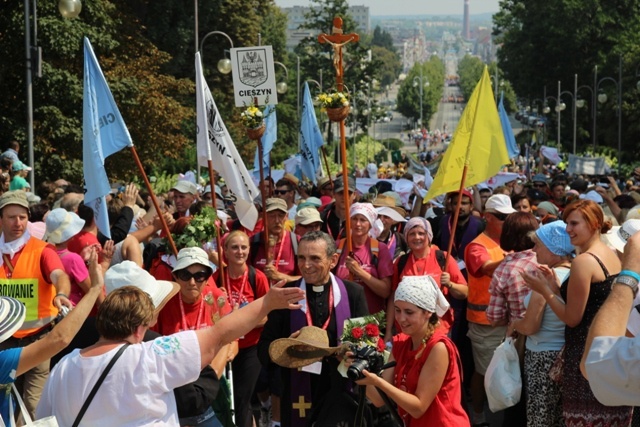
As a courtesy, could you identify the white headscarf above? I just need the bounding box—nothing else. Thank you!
[394,275,450,317]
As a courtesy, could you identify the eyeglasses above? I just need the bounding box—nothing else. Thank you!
[533,183,547,188]
[274,189,291,195]
[175,270,211,283]
[490,212,509,221]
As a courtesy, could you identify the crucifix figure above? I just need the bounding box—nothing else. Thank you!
[292,395,312,418]
[318,17,359,91]
[318,17,359,254]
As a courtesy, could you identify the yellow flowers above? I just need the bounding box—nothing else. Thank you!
[316,91,350,109]
[240,105,265,129]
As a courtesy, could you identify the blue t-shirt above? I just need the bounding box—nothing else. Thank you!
[0,347,23,424]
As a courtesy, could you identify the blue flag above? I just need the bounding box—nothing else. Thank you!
[499,92,519,159]
[253,104,277,175]
[83,37,133,239]
[299,82,325,183]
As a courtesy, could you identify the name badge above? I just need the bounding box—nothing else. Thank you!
[457,259,466,270]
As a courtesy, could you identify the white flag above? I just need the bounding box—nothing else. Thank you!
[540,145,562,165]
[196,53,259,230]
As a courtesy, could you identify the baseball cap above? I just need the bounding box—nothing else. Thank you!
[333,176,356,193]
[12,160,32,172]
[171,181,198,195]
[265,198,288,213]
[295,208,322,226]
[0,191,29,210]
[485,194,517,214]
[172,247,212,273]
[532,173,548,184]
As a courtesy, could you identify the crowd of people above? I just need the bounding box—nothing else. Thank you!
[0,137,640,427]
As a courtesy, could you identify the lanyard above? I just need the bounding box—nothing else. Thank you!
[305,283,334,330]
[271,231,287,271]
[179,293,205,331]
[409,252,428,276]
[226,268,248,309]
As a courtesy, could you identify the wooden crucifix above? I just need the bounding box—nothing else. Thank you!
[318,17,359,254]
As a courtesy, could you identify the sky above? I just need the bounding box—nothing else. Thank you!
[273,0,501,16]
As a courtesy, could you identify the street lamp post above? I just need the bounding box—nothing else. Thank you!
[273,61,289,95]
[25,0,81,190]
[594,56,622,173]
[412,67,429,130]
[199,31,234,74]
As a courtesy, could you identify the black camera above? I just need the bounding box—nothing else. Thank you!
[347,345,385,381]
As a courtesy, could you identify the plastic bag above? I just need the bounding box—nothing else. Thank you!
[484,337,522,412]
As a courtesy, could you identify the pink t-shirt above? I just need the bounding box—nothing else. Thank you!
[335,238,393,314]
[56,248,89,306]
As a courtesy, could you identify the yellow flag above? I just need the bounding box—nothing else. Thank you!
[425,66,509,201]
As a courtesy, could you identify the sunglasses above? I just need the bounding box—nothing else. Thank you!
[533,183,547,188]
[175,270,211,283]
[274,189,291,195]
[490,212,509,221]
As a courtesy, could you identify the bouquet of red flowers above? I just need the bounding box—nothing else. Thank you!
[340,310,386,353]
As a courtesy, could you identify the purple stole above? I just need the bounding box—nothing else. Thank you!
[289,277,350,426]
[439,214,483,264]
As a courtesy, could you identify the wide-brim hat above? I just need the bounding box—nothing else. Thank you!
[604,219,640,253]
[44,208,86,244]
[269,326,346,368]
[105,261,179,314]
[0,296,26,343]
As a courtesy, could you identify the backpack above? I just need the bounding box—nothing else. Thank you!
[396,249,446,276]
[335,238,379,269]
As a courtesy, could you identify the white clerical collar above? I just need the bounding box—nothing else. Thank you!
[299,273,342,313]
[311,286,325,293]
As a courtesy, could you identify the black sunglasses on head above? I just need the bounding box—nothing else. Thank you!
[175,270,211,283]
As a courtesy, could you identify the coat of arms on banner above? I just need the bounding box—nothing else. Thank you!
[237,49,268,87]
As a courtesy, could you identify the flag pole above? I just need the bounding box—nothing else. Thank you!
[129,146,178,256]
[319,17,359,252]
[443,68,490,270]
[320,146,334,192]
[257,135,270,257]
[207,161,226,290]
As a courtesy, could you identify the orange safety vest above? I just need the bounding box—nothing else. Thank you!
[0,238,56,338]
[464,233,504,325]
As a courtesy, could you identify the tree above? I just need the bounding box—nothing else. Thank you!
[396,57,445,128]
[372,26,395,52]
[493,0,640,157]
[0,0,194,183]
[457,56,517,113]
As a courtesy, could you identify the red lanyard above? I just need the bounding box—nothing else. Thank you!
[409,252,428,276]
[179,293,205,331]
[305,282,334,330]
[225,268,248,309]
[271,231,287,271]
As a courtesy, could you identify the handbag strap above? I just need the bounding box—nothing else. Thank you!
[71,343,130,427]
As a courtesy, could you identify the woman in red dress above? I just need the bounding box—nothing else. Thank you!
[356,275,470,426]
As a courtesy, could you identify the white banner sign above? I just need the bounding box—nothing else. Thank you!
[567,154,607,176]
[231,46,277,107]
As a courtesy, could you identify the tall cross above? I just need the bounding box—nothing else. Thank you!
[318,17,359,254]
[293,395,312,418]
[318,17,359,92]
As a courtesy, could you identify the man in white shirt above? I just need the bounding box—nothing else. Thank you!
[581,230,640,406]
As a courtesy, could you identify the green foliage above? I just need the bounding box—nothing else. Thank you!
[372,26,395,52]
[168,206,218,251]
[457,57,517,113]
[396,57,445,125]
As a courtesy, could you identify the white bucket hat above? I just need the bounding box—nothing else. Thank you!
[172,247,212,273]
[105,261,179,313]
[44,208,85,244]
[0,296,26,343]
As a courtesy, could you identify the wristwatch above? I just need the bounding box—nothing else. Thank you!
[612,275,639,297]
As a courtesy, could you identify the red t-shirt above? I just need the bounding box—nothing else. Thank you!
[212,267,270,348]
[464,242,492,278]
[67,231,100,256]
[392,249,466,334]
[153,277,232,335]
[2,243,65,284]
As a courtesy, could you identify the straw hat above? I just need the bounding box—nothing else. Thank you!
[0,296,26,343]
[269,326,346,368]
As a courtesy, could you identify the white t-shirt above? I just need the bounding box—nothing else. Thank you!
[36,331,201,426]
